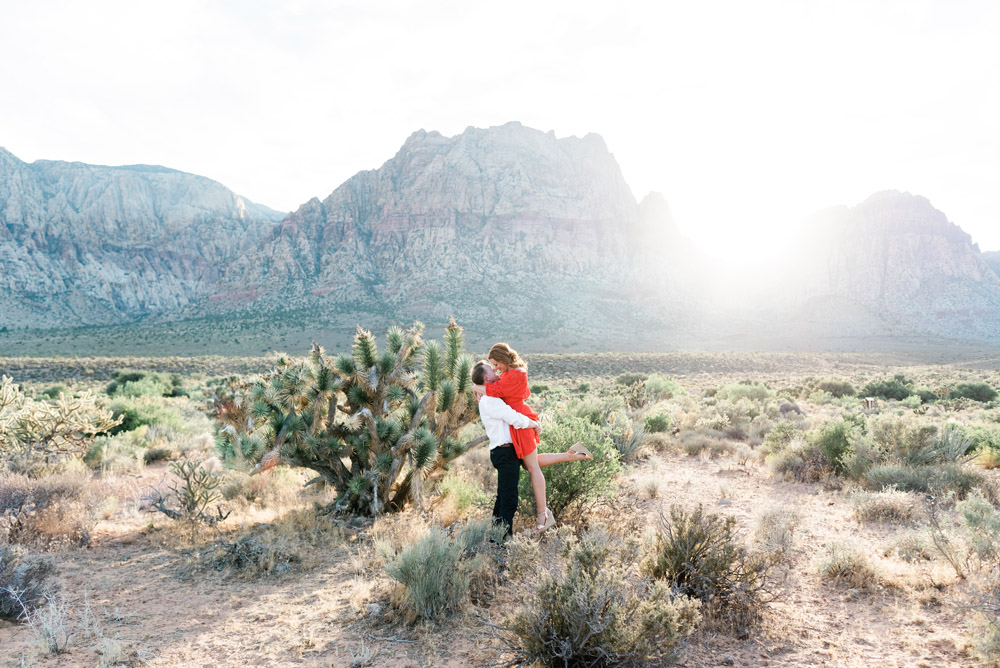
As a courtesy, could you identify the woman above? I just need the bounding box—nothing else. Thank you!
[480,342,591,531]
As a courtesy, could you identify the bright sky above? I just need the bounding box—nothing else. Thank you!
[2,0,999,263]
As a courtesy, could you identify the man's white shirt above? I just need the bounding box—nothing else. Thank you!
[477,395,536,450]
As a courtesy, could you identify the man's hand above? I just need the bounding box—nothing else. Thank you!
[532,420,541,438]
[473,384,486,400]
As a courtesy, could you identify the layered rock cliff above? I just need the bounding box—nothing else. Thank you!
[0,148,283,328]
[210,123,697,341]
[772,191,1000,340]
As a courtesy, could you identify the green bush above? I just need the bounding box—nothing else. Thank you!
[518,416,621,518]
[644,412,671,433]
[645,374,686,400]
[643,504,779,634]
[816,378,856,398]
[766,439,827,482]
[760,420,802,457]
[40,385,69,400]
[501,530,700,667]
[385,518,505,622]
[715,382,773,403]
[862,374,914,401]
[810,417,859,473]
[605,413,645,464]
[615,373,648,386]
[107,398,185,435]
[106,370,186,398]
[951,382,999,403]
[864,462,984,498]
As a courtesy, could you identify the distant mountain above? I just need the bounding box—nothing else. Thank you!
[206,122,701,345]
[3,129,999,351]
[984,251,1000,280]
[768,191,1000,341]
[0,148,283,328]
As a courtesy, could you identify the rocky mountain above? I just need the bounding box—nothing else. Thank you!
[0,148,283,328]
[207,122,700,344]
[765,191,1000,341]
[983,251,1000,280]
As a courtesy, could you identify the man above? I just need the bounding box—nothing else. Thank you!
[471,360,539,538]
[471,360,592,538]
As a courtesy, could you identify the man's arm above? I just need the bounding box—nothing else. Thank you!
[479,397,538,431]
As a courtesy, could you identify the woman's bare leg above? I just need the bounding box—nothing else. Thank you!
[521,450,548,526]
[537,442,590,468]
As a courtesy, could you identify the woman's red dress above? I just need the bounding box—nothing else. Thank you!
[485,368,539,458]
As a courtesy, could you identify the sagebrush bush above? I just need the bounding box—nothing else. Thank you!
[385,518,505,622]
[767,438,828,482]
[679,430,733,458]
[753,506,799,560]
[0,544,56,620]
[950,382,998,403]
[810,417,859,472]
[645,374,686,400]
[499,530,700,667]
[715,382,773,403]
[643,504,779,634]
[518,416,621,518]
[863,462,984,498]
[108,397,185,436]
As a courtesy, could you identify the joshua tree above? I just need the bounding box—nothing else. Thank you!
[214,319,485,515]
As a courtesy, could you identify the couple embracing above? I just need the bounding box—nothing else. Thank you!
[472,343,592,538]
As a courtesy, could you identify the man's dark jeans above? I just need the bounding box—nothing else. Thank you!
[490,445,521,538]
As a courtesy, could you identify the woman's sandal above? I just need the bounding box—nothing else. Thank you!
[569,442,593,460]
[537,508,556,532]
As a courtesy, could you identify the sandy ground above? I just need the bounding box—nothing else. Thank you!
[0,450,987,668]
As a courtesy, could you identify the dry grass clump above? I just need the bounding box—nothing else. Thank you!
[205,506,345,577]
[0,472,102,548]
[883,531,935,563]
[678,430,735,458]
[852,488,920,523]
[496,529,700,667]
[753,505,799,561]
[818,543,883,589]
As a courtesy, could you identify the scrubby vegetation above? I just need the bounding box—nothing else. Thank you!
[3,348,1000,666]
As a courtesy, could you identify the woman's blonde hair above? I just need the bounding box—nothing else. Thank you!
[488,343,526,370]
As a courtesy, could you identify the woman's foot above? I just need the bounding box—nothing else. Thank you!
[569,442,593,460]
[537,508,556,531]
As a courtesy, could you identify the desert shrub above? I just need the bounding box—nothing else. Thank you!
[145,460,230,526]
[715,382,773,403]
[0,472,100,547]
[384,518,505,622]
[852,488,919,522]
[499,530,700,667]
[766,438,828,482]
[817,378,856,398]
[0,544,55,620]
[615,373,648,387]
[210,532,301,576]
[753,506,799,561]
[563,394,628,426]
[863,462,984,498]
[810,417,860,473]
[529,384,551,395]
[964,424,1000,458]
[759,420,801,457]
[818,543,882,589]
[644,412,671,433]
[862,374,914,401]
[106,370,186,398]
[645,374,686,400]
[951,382,998,403]
[438,474,488,513]
[518,416,621,518]
[885,532,934,562]
[107,398,185,436]
[643,504,779,634]
[679,430,733,458]
[40,385,68,400]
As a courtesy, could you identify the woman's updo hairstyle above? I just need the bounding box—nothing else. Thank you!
[488,343,526,370]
